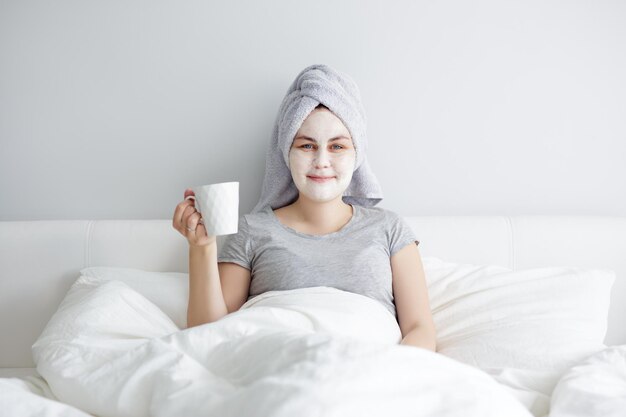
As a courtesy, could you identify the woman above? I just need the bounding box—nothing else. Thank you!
[172,64,436,351]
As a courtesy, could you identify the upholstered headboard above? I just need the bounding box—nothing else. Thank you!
[1,216,625,369]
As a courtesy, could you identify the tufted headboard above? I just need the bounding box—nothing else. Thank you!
[1,216,625,369]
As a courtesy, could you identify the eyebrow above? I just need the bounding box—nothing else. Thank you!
[293,135,351,142]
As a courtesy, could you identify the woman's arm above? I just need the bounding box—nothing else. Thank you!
[187,244,252,328]
[391,244,437,352]
[187,243,229,327]
[398,325,437,350]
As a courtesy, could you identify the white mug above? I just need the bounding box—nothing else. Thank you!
[185,182,239,236]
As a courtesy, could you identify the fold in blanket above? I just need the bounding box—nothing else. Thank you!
[29,280,533,417]
[252,64,383,213]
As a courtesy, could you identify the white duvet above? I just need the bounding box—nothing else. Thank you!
[14,279,537,417]
[549,345,626,417]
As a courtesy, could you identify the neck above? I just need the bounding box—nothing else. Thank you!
[290,195,353,229]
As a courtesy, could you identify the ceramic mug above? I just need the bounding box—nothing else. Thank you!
[185,181,239,236]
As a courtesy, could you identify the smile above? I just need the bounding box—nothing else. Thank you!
[307,176,336,183]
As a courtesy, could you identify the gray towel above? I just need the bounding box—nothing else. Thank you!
[252,64,383,213]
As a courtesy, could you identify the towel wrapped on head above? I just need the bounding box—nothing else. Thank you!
[252,64,383,213]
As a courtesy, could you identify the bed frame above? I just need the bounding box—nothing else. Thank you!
[1,216,625,377]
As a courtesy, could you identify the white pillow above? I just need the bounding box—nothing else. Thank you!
[422,257,615,373]
[79,267,189,329]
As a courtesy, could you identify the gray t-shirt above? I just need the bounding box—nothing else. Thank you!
[217,204,419,317]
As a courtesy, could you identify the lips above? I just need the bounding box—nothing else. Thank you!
[307,175,335,183]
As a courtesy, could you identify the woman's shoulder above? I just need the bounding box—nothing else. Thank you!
[358,204,402,222]
[238,206,275,231]
[355,205,409,234]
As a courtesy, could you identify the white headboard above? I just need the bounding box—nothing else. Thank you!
[1,216,624,368]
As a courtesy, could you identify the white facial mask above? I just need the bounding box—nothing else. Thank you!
[289,142,356,203]
[288,109,356,203]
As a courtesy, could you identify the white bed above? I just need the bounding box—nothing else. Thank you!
[1,215,625,416]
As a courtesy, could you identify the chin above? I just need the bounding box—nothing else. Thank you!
[298,190,341,203]
[303,189,348,203]
[306,195,340,203]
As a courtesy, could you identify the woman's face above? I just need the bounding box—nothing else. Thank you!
[288,108,356,203]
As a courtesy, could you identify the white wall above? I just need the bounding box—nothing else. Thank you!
[1,0,625,220]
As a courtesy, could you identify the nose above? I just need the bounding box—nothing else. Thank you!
[313,148,331,169]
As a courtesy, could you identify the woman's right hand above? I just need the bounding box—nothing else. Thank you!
[172,189,216,248]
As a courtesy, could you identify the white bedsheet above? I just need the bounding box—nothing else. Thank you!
[0,374,92,417]
[549,345,626,417]
[13,280,534,417]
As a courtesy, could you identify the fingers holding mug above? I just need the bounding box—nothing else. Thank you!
[184,193,196,208]
[185,215,196,233]
[184,188,195,201]
[183,207,200,234]
[173,198,196,233]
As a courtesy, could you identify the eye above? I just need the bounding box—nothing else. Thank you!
[298,143,346,150]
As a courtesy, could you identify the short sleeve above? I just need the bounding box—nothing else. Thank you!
[217,215,252,270]
[388,212,420,257]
